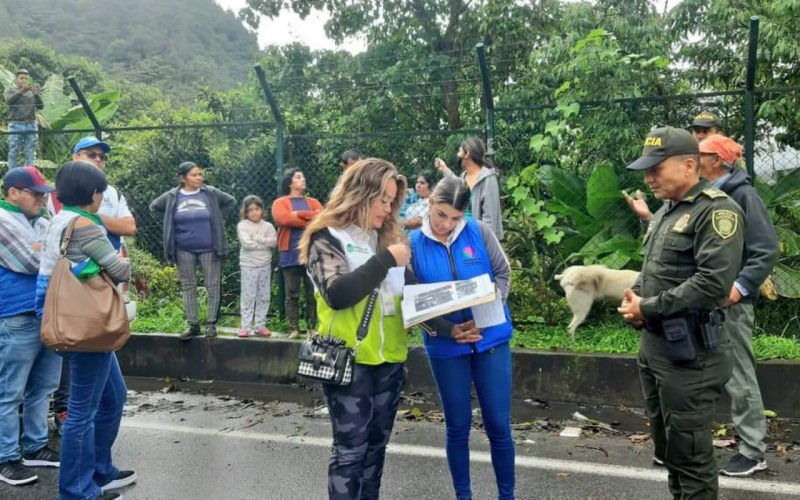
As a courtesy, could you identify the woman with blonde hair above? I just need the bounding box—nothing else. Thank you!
[299,158,411,500]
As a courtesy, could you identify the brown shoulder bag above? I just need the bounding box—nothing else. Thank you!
[40,217,131,352]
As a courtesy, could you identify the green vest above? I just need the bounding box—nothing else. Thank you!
[315,225,408,365]
[315,292,407,365]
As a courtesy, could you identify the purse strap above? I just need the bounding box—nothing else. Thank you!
[59,217,80,257]
[356,290,380,343]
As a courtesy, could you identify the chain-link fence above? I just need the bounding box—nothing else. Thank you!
[1,81,797,335]
[288,128,484,200]
[0,122,278,311]
[493,87,800,334]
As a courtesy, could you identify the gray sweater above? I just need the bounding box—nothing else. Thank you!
[718,167,780,302]
[4,87,44,123]
[66,225,131,284]
[446,166,504,240]
[149,185,236,262]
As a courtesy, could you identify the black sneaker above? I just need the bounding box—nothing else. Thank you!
[205,323,217,338]
[720,453,767,477]
[98,493,123,500]
[180,323,201,341]
[0,460,38,486]
[22,446,60,467]
[100,470,137,493]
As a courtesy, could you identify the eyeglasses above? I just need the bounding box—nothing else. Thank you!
[83,151,107,161]
[21,189,46,199]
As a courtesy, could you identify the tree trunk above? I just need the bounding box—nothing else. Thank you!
[441,79,462,129]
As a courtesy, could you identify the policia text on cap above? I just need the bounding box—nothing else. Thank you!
[618,126,745,499]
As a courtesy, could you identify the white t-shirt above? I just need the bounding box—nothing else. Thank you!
[47,184,133,249]
[47,184,131,219]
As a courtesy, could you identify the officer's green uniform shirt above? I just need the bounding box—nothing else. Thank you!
[632,178,746,320]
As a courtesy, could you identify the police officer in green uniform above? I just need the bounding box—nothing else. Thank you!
[618,127,745,499]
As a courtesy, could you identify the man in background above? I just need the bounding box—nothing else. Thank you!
[4,69,43,169]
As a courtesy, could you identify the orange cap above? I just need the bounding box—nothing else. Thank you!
[699,135,743,165]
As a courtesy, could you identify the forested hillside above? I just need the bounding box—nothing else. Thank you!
[0,0,258,101]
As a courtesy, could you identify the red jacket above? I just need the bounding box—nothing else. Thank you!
[270,195,323,252]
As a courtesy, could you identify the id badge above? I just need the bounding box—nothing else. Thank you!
[381,290,396,316]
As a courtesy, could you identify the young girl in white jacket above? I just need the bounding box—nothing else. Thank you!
[237,195,277,337]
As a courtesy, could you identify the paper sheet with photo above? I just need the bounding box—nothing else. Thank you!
[401,274,496,329]
[471,292,505,329]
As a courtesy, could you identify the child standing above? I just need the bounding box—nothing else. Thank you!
[237,195,277,338]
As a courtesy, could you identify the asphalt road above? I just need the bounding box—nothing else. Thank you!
[4,384,800,500]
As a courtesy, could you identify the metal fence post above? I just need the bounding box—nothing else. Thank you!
[254,64,288,319]
[476,43,495,155]
[744,16,760,179]
[254,64,285,190]
[67,76,102,140]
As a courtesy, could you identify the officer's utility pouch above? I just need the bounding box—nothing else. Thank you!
[700,309,724,349]
[661,316,697,363]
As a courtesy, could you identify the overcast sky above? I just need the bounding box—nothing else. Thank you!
[215,0,681,54]
[215,0,367,53]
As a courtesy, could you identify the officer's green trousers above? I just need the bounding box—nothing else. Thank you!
[723,301,767,461]
[638,329,732,500]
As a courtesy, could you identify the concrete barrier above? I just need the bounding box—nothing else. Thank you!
[118,333,800,416]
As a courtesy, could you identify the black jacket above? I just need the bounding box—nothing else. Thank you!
[719,167,780,302]
[149,185,236,262]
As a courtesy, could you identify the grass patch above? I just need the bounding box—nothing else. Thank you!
[132,300,800,361]
[512,323,641,355]
[752,332,800,361]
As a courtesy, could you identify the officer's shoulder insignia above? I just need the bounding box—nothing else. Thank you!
[671,213,691,232]
[702,188,728,199]
[712,210,738,239]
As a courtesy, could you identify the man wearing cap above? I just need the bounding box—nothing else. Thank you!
[4,69,44,169]
[699,135,779,477]
[48,137,137,435]
[0,167,61,486]
[691,112,724,142]
[618,127,745,499]
[49,137,137,250]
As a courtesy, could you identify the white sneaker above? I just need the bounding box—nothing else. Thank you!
[100,470,137,493]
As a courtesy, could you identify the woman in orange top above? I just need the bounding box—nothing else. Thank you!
[271,169,322,338]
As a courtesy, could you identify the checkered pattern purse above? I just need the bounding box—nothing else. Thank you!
[296,291,379,386]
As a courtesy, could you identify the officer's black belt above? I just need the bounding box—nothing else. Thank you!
[643,310,713,336]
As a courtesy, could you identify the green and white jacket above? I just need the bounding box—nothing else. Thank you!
[306,225,408,365]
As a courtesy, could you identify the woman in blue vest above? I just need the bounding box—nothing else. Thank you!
[409,175,514,500]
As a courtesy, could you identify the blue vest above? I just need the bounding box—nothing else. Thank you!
[0,266,38,318]
[410,219,512,359]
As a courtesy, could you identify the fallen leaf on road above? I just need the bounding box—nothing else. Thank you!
[556,473,570,478]
[628,433,650,444]
[715,428,728,437]
[777,445,787,459]
[765,410,778,418]
[713,439,736,448]
[572,411,615,432]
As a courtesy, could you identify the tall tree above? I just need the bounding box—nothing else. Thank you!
[241,0,494,129]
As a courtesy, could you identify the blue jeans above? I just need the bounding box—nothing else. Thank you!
[7,122,38,169]
[428,342,515,500]
[0,314,62,464]
[59,352,127,500]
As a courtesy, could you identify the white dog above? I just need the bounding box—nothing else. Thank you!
[555,265,640,337]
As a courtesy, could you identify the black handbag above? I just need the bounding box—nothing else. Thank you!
[296,291,379,386]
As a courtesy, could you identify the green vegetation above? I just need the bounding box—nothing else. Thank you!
[1,0,798,349]
[0,0,257,102]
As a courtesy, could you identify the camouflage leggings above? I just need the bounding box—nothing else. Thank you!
[322,362,405,500]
